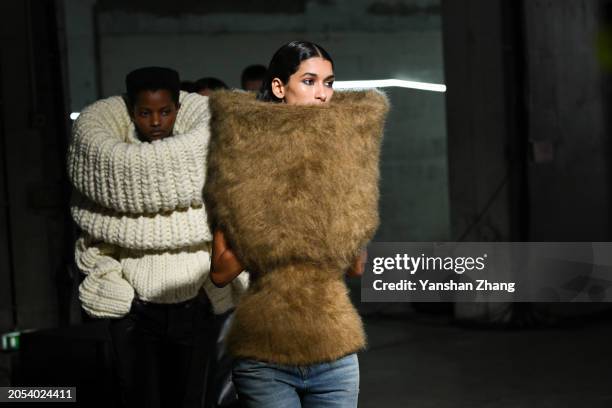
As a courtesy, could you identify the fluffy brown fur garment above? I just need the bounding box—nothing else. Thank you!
[205,90,389,365]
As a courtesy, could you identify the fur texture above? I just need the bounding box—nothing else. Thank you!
[205,90,389,365]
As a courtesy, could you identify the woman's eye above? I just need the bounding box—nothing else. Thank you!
[325,81,334,88]
[161,110,170,116]
[139,111,149,117]
[303,79,314,85]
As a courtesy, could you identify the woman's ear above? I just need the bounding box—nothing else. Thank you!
[271,78,285,100]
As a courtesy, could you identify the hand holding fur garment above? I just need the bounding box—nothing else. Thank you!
[205,90,389,365]
[68,92,248,318]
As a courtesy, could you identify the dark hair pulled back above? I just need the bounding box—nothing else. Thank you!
[257,40,334,103]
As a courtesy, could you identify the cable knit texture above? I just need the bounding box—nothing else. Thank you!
[75,236,135,317]
[68,92,208,214]
[71,192,211,251]
[205,90,389,365]
[70,92,247,318]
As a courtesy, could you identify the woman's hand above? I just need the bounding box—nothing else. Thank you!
[210,229,244,287]
[346,249,367,277]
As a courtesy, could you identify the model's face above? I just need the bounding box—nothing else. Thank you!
[271,57,334,105]
[130,89,179,142]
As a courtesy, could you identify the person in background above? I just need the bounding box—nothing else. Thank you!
[240,64,267,92]
[180,80,197,93]
[194,77,229,96]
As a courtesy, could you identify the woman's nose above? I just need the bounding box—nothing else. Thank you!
[315,85,327,101]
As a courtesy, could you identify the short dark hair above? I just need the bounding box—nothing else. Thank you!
[258,41,334,103]
[194,77,229,93]
[125,66,180,107]
[241,64,267,89]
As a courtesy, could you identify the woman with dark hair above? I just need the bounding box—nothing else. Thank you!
[256,40,335,103]
[204,40,388,408]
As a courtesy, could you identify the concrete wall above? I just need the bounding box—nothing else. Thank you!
[443,0,612,321]
[443,0,612,243]
[442,0,525,322]
[0,0,72,332]
[0,80,14,332]
[63,0,98,114]
[443,0,523,243]
[524,0,612,241]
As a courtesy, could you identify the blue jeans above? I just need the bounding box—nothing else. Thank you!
[232,353,359,408]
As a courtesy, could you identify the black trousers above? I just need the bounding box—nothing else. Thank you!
[109,292,218,408]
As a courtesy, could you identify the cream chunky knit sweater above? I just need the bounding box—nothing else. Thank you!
[68,92,248,318]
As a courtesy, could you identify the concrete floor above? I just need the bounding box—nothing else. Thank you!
[358,315,612,408]
[3,310,612,407]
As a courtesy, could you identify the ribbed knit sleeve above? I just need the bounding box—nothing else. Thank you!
[75,236,135,318]
[67,92,210,214]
